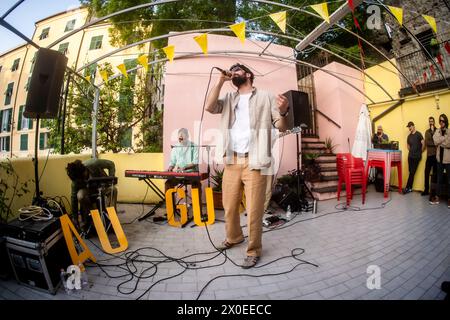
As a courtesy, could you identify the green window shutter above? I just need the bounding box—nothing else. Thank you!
[0,110,3,133]
[5,136,10,152]
[11,58,20,71]
[89,36,103,50]
[28,118,33,130]
[6,109,12,132]
[20,134,28,151]
[120,128,132,148]
[39,133,44,150]
[58,42,69,55]
[65,19,76,32]
[18,105,23,130]
[5,82,14,105]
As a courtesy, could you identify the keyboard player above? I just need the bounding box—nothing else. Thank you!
[166,128,202,204]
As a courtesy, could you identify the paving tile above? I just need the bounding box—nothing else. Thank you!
[2,193,449,300]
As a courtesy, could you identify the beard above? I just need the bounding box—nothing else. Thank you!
[232,75,247,87]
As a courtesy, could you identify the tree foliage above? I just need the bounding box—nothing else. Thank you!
[48,61,163,154]
[81,0,237,48]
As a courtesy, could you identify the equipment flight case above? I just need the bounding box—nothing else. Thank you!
[4,217,71,295]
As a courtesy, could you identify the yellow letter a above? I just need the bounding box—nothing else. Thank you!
[60,214,96,267]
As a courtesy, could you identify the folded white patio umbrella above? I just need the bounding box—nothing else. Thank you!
[351,104,373,161]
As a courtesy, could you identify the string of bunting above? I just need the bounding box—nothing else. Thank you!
[84,1,447,83]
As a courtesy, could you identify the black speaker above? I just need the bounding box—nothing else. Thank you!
[271,184,300,212]
[24,48,68,119]
[283,90,312,129]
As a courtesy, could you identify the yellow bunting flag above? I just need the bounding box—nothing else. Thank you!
[388,6,403,26]
[137,55,148,73]
[116,63,128,79]
[269,11,287,33]
[163,45,175,62]
[229,21,246,44]
[194,34,208,55]
[310,3,330,24]
[422,14,437,33]
[99,70,108,83]
[85,75,91,82]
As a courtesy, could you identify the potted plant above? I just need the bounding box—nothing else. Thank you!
[301,153,322,182]
[324,137,338,154]
[210,165,224,210]
[1,159,31,279]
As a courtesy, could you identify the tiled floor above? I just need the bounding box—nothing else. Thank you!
[1,186,449,300]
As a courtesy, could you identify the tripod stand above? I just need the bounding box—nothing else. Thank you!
[294,131,317,213]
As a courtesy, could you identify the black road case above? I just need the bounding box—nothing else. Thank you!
[5,218,71,295]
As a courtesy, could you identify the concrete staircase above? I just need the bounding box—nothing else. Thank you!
[302,136,340,201]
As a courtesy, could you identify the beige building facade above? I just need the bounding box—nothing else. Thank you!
[0,6,151,159]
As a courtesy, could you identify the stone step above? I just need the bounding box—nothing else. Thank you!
[311,185,338,194]
[302,137,321,143]
[315,158,336,164]
[310,180,338,189]
[312,190,338,201]
[321,170,338,176]
[321,175,339,181]
[302,142,325,149]
[318,162,337,169]
[320,167,338,172]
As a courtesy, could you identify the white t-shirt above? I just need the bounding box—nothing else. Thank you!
[230,93,251,153]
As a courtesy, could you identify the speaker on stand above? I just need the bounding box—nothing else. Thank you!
[282,90,317,214]
[24,48,68,205]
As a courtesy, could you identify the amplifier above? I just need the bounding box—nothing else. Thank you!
[4,217,62,243]
[6,226,72,295]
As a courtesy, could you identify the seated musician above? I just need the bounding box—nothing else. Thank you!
[66,158,118,233]
[165,128,202,204]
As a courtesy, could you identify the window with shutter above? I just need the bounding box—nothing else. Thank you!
[58,42,69,55]
[1,109,12,132]
[65,19,76,32]
[0,136,10,152]
[89,35,103,50]
[39,27,50,40]
[20,134,28,151]
[11,58,20,71]
[18,105,23,130]
[5,82,14,105]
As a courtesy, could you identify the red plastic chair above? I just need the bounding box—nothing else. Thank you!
[337,153,366,206]
[336,153,352,201]
[364,158,402,198]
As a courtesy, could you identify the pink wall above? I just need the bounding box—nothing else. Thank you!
[163,34,300,189]
[313,62,365,152]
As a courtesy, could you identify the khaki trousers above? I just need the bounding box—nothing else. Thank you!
[222,156,267,257]
[264,175,273,211]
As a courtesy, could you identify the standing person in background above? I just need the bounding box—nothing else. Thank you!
[372,125,389,145]
[423,116,437,197]
[403,121,425,194]
[430,114,450,207]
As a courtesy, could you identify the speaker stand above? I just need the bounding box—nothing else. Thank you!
[32,116,45,206]
[295,131,316,213]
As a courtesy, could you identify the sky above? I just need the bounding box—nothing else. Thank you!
[0,0,81,54]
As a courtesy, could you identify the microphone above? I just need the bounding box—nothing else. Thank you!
[215,67,231,76]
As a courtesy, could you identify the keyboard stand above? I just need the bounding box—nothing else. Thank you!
[138,177,165,222]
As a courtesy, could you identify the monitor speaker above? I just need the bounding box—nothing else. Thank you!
[24,48,68,119]
[283,90,312,129]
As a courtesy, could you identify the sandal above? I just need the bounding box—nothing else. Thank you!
[241,256,259,269]
[216,239,244,251]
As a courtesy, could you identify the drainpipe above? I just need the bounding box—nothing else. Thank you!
[92,87,100,159]
[371,99,405,133]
